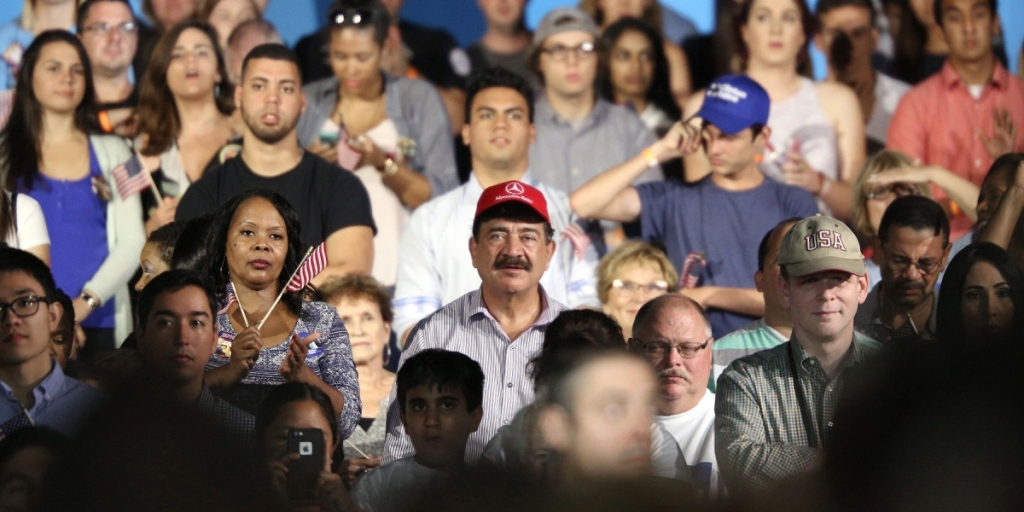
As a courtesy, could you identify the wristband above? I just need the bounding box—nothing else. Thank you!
[818,174,832,197]
[98,110,113,133]
[382,157,399,176]
[641,147,659,169]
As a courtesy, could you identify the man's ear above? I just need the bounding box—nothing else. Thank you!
[537,405,571,453]
[461,122,472,146]
[469,406,483,433]
[754,269,765,293]
[528,123,537,144]
[543,237,556,270]
[47,301,63,333]
[813,33,826,55]
[777,273,791,310]
[468,236,479,269]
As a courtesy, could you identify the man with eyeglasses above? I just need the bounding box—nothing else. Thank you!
[855,195,951,344]
[526,7,661,195]
[631,294,726,500]
[715,215,877,496]
[814,0,909,154]
[0,248,104,438]
[77,0,142,137]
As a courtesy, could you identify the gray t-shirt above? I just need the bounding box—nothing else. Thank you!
[351,456,446,512]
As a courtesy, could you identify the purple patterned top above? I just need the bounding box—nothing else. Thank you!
[206,290,361,440]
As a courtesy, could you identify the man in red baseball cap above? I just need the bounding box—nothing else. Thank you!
[382,179,564,465]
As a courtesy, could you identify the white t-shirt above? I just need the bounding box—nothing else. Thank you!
[655,392,727,500]
[351,456,446,512]
[4,192,49,250]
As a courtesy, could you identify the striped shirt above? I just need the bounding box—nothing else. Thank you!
[382,288,567,464]
[714,337,881,495]
[391,172,599,338]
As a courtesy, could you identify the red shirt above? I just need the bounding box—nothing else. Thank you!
[887,61,1024,238]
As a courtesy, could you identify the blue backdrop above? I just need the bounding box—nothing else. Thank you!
[0,0,1020,75]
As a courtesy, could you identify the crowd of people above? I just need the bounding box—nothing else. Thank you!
[1,0,1024,510]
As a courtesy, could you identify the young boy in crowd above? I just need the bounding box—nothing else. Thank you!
[353,349,484,512]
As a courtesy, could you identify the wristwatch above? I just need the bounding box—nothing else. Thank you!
[381,156,399,177]
[81,292,100,310]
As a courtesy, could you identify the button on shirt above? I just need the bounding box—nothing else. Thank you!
[714,338,880,495]
[382,288,566,464]
[529,95,662,193]
[392,172,600,338]
[887,61,1024,238]
[0,360,105,438]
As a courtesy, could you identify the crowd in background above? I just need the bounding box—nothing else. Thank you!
[1,0,1024,510]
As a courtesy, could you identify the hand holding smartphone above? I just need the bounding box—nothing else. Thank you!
[287,428,326,503]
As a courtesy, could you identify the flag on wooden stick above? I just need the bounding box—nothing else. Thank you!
[112,154,152,200]
[287,243,329,292]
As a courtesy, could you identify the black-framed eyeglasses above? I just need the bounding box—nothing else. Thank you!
[0,295,49,319]
[331,8,374,26]
[540,42,596,61]
[611,279,669,296]
[83,21,138,37]
[881,247,943,275]
[632,337,711,360]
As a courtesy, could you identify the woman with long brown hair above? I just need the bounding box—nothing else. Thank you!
[135,20,236,235]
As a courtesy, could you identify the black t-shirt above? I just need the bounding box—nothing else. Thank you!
[175,152,376,247]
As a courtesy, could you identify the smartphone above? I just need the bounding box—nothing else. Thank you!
[319,131,340,146]
[286,428,325,503]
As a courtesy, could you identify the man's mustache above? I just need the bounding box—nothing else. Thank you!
[494,255,531,271]
[658,368,687,379]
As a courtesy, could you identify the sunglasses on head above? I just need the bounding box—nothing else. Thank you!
[331,8,374,26]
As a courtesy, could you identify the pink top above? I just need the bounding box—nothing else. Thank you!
[887,61,1024,238]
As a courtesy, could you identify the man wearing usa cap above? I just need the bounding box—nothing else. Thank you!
[393,67,599,345]
[382,179,567,465]
[572,75,819,339]
[714,215,879,496]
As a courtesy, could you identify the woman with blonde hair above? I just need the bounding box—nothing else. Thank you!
[596,240,678,338]
[852,149,978,284]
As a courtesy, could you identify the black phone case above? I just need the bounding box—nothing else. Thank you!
[287,428,325,502]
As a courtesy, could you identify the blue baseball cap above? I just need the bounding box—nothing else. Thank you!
[694,75,770,135]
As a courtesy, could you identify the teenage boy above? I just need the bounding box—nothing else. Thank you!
[571,75,819,338]
[0,248,104,437]
[355,349,483,512]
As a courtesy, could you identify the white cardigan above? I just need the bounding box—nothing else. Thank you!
[83,135,145,343]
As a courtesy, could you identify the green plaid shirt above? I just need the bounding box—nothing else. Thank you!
[714,337,881,495]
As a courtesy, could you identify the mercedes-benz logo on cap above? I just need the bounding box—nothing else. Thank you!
[505,182,525,195]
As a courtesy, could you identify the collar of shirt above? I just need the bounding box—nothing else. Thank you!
[866,283,940,338]
[789,336,866,381]
[535,94,610,132]
[0,358,63,408]
[939,59,1011,91]
[466,286,556,335]
[466,170,542,196]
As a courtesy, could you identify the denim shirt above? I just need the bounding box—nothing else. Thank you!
[297,74,459,198]
[0,360,105,437]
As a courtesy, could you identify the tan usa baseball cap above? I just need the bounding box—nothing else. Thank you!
[778,215,866,277]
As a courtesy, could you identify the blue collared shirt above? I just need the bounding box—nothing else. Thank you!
[0,360,105,437]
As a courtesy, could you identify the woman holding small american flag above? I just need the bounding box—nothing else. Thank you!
[201,188,361,441]
[0,30,144,355]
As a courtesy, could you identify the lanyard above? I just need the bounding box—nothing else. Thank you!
[787,342,819,449]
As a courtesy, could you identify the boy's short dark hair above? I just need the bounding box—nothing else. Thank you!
[148,221,186,267]
[877,195,951,248]
[758,218,802,272]
[464,66,535,124]
[471,203,555,242]
[136,270,217,332]
[934,0,996,27]
[815,0,876,26]
[241,43,300,81]
[76,0,134,34]
[397,349,485,413]
[0,248,57,298]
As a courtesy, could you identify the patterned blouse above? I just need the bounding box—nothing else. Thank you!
[206,290,361,440]
[343,396,390,460]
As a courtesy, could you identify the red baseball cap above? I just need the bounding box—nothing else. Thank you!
[475,181,551,224]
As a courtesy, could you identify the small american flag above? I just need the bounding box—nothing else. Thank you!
[561,222,591,261]
[680,251,706,289]
[336,126,363,171]
[287,243,328,292]
[217,292,238,316]
[112,154,151,200]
